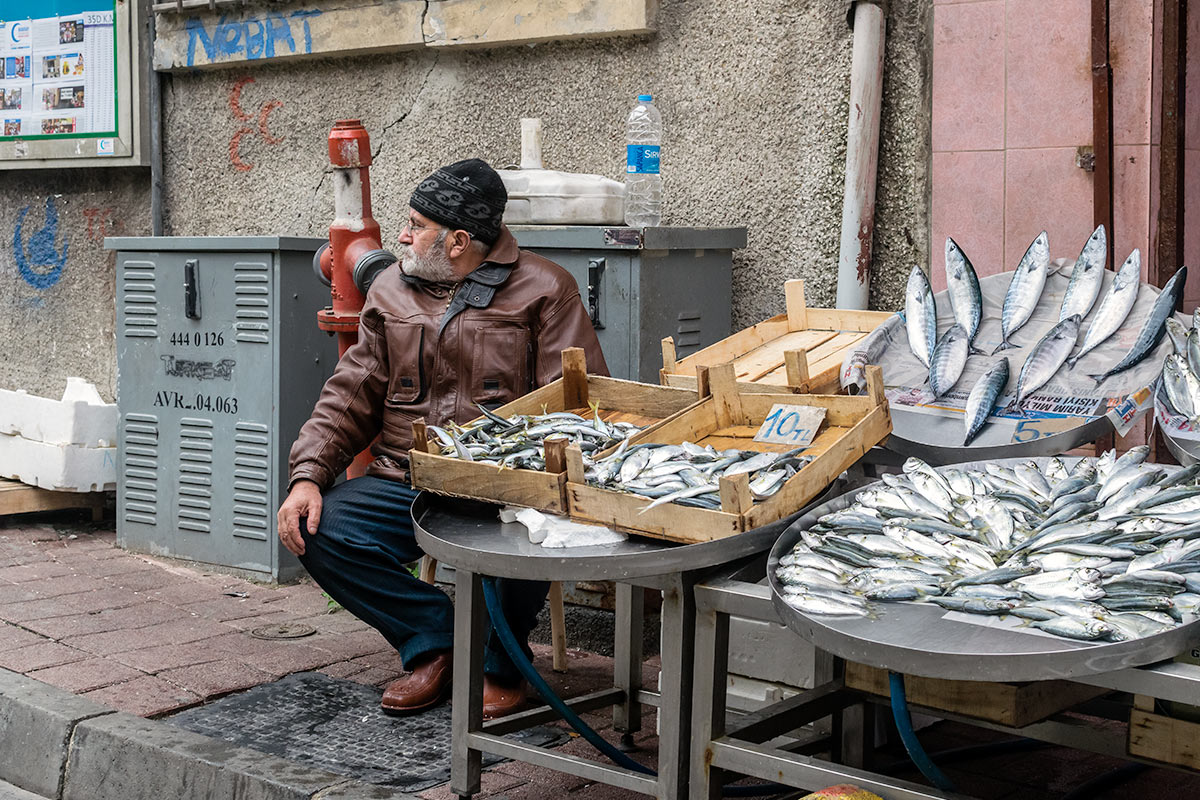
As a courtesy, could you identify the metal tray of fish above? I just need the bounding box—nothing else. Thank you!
[766,457,1200,682]
[1156,381,1200,467]
[874,233,1173,465]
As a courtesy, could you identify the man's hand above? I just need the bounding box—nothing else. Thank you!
[278,480,322,557]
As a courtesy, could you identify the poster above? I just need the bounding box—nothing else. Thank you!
[0,1,115,139]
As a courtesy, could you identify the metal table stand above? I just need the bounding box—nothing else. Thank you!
[689,559,1200,800]
[412,492,819,800]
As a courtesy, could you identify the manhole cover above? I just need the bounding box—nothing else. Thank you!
[249,623,316,640]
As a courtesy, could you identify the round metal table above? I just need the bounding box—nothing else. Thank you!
[412,488,836,800]
[765,458,1200,684]
[882,268,1166,464]
[1155,381,1200,466]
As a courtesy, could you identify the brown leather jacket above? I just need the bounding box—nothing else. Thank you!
[288,227,609,489]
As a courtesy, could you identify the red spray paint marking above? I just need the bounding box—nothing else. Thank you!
[228,76,284,172]
[82,207,125,244]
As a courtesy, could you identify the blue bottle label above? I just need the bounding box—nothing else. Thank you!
[626,145,660,174]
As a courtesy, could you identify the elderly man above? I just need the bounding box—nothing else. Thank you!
[278,158,607,718]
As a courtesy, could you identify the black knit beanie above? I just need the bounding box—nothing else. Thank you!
[409,158,508,245]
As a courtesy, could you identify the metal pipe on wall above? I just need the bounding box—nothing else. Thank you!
[835,0,888,311]
[1156,0,1186,293]
[146,0,164,236]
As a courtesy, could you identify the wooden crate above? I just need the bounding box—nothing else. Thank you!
[409,348,703,514]
[845,662,1107,728]
[660,279,893,395]
[563,362,892,543]
[1129,695,1200,770]
[0,478,105,520]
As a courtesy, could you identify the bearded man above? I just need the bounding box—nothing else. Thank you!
[278,158,607,718]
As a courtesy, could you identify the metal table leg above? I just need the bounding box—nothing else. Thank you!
[614,581,645,738]
[656,571,699,799]
[689,590,730,800]
[450,568,486,799]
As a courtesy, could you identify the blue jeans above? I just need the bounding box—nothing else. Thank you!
[298,476,548,682]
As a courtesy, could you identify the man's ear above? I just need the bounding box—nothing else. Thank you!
[448,230,473,258]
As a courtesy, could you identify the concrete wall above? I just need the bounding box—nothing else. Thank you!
[0,0,931,401]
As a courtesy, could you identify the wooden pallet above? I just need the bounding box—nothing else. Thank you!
[409,348,704,514]
[660,279,893,395]
[564,363,892,543]
[845,662,1107,729]
[0,478,105,520]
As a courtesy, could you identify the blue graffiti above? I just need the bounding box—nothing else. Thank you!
[14,197,68,291]
[186,10,322,67]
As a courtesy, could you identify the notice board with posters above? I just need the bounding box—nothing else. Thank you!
[0,0,145,168]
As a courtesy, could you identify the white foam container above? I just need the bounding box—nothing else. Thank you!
[0,378,117,447]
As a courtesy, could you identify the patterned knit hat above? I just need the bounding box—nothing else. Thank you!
[409,158,508,245]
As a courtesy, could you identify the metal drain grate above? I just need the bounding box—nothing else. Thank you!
[167,671,566,792]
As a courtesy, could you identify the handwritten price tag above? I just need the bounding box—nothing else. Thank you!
[753,404,826,447]
[1009,416,1084,444]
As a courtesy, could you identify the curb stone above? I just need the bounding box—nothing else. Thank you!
[0,669,421,800]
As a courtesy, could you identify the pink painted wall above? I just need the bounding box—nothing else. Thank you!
[930,0,1158,294]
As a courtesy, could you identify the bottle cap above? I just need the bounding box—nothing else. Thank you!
[637,94,653,102]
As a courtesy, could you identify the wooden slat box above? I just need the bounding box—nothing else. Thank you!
[409,348,703,514]
[660,279,893,395]
[1129,695,1200,771]
[846,662,1107,729]
[563,362,892,544]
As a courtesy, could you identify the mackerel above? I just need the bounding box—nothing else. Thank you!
[1007,315,1082,415]
[993,231,1049,353]
[1163,354,1200,420]
[1067,248,1141,367]
[963,359,1009,446]
[840,313,904,395]
[1188,327,1200,378]
[904,265,938,368]
[1059,224,1107,321]
[944,237,984,345]
[1090,265,1187,384]
[929,323,970,399]
[1166,318,1190,353]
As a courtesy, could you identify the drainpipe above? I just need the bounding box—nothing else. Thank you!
[1090,0,1114,455]
[835,0,888,310]
[146,0,163,236]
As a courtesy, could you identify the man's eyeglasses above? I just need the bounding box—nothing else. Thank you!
[402,218,445,235]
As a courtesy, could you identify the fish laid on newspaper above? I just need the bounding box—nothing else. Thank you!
[776,449,1200,642]
[904,265,938,369]
[993,231,1049,354]
[945,237,984,348]
[1059,224,1107,322]
[840,313,904,395]
[1090,265,1187,384]
[1067,249,1141,368]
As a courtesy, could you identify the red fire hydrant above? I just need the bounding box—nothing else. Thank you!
[314,119,395,477]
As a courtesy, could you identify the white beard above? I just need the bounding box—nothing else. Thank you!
[398,234,457,283]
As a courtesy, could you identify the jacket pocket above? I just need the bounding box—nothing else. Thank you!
[384,320,425,404]
[471,325,531,405]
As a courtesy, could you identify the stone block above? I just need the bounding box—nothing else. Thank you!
[425,0,657,49]
[64,713,347,800]
[0,668,113,798]
[0,778,51,800]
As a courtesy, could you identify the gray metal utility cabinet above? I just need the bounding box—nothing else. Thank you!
[106,236,332,581]
[510,226,745,382]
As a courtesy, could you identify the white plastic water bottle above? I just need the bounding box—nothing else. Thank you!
[624,94,662,227]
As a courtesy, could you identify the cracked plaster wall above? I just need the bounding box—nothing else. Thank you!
[0,0,930,401]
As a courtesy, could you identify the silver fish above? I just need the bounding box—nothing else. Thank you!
[1059,224,1107,321]
[929,323,970,399]
[1188,327,1200,378]
[1166,318,1190,353]
[1008,315,1082,415]
[904,265,938,368]
[1033,616,1113,641]
[945,237,983,345]
[993,231,1049,353]
[782,591,870,617]
[1067,248,1141,367]
[840,314,904,395]
[1163,354,1199,420]
[1091,265,1187,384]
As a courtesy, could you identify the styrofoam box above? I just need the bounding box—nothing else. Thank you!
[0,378,116,447]
[0,434,115,492]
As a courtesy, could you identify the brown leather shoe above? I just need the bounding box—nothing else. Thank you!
[381,650,452,716]
[482,675,528,720]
